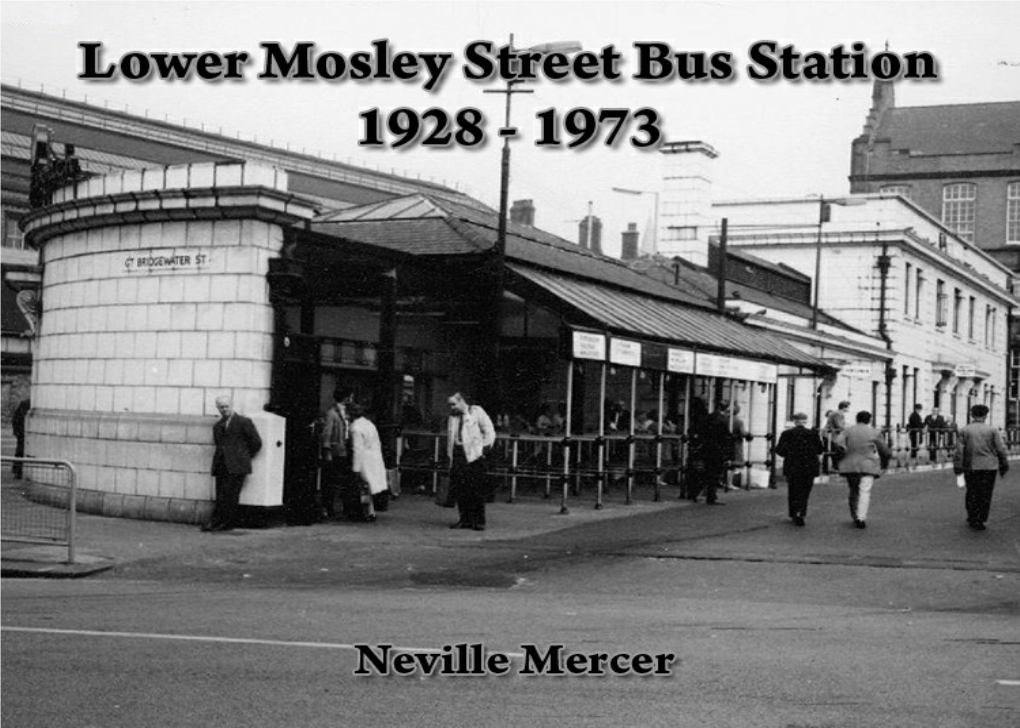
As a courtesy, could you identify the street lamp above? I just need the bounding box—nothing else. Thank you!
[811,195,867,329]
[482,35,582,414]
[486,35,582,258]
[612,186,660,256]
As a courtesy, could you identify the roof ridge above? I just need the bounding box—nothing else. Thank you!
[890,100,1020,112]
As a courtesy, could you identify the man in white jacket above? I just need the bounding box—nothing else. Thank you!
[447,392,496,531]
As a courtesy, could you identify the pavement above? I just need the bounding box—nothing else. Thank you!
[1,478,685,580]
[4,416,1019,584]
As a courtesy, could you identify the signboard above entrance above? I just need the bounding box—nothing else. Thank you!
[609,338,642,367]
[696,352,778,384]
[565,329,777,384]
[571,330,606,361]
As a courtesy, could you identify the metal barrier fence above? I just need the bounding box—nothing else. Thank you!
[395,429,774,513]
[821,426,1020,474]
[397,425,1020,512]
[1,457,78,564]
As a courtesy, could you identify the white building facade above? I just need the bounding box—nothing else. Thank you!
[714,194,1015,434]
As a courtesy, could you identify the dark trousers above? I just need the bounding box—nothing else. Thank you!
[786,473,815,518]
[689,463,724,502]
[211,473,246,528]
[964,470,997,525]
[12,437,25,478]
[451,447,487,527]
[321,455,350,519]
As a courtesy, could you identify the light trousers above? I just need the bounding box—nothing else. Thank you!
[845,474,874,521]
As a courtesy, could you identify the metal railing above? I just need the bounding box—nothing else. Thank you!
[821,426,1020,474]
[395,425,1020,512]
[394,429,773,513]
[1,457,78,564]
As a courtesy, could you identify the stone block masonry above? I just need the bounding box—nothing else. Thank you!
[19,162,317,522]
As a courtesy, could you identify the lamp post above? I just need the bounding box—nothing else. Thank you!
[612,186,660,256]
[811,195,867,329]
[482,35,582,415]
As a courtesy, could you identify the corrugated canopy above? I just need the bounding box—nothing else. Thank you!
[509,265,827,369]
[310,194,830,371]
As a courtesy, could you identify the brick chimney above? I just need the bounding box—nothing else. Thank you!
[621,222,640,261]
[510,199,535,226]
[658,140,718,267]
[578,215,603,255]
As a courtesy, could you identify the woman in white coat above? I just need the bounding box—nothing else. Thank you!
[347,402,389,521]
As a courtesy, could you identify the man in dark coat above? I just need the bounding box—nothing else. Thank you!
[908,404,924,459]
[924,407,947,462]
[775,412,824,526]
[204,395,262,532]
[11,398,30,479]
[690,401,734,505]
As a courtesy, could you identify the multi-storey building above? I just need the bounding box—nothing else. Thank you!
[714,195,1015,433]
[849,80,1020,265]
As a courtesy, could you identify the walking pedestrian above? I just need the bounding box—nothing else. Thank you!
[835,410,891,529]
[775,413,824,526]
[204,395,262,532]
[690,400,734,505]
[446,391,496,531]
[953,404,1009,531]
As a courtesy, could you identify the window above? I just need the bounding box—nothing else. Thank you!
[1009,350,1020,401]
[904,262,912,315]
[942,183,977,243]
[915,268,924,320]
[1008,181,1020,245]
[953,288,962,334]
[936,280,947,327]
[968,296,976,340]
[880,184,911,199]
[2,209,25,250]
[985,306,997,348]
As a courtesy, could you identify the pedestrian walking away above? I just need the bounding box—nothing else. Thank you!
[835,410,891,529]
[204,395,262,532]
[446,391,496,531]
[953,404,1009,531]
[690,400,734,505]
[775,412,824,526]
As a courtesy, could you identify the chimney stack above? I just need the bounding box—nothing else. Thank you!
[658,140,719,267]
[510,199,535,226]
[578,215,603,255]
[621,222,640,261]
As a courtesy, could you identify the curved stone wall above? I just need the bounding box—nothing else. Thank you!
[20,162,316,522]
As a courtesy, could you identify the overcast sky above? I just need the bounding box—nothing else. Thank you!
[2,0,1019,255]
